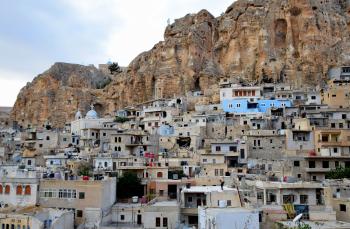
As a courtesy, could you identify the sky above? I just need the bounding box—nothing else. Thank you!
[0,0,234,107]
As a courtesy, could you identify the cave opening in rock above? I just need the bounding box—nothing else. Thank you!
[194,78,201,91]
[274,19,287,47]
[151,77,156,98]
[93,103,104,116]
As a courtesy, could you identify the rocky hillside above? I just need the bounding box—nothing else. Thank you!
[11,63,111,128]
[11,0,350,127]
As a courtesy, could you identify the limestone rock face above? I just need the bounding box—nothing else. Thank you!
[103,0,350,110]
[11,63,111,128]
[11,0,350,127]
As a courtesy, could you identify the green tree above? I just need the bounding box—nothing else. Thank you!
[117,172,144,199]
[114,116,130,123]
[77,162,93,177]
[108,62,122,74]
[326,167,350,179]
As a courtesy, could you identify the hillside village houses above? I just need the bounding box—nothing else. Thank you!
[3,67,350,229]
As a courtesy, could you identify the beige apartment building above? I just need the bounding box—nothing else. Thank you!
[39,177,116,226]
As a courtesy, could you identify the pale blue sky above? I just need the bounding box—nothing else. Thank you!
[0,0,234,106]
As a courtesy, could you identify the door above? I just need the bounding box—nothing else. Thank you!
[137,214,142,225]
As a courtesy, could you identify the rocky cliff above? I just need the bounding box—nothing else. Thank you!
[11,0,350,127]
[11,63,111,128]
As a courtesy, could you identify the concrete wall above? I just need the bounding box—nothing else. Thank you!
[198,208,259,229]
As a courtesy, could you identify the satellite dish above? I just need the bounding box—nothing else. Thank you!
[293,213,303,222]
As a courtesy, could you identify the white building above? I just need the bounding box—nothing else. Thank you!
[0,167,39,207]
[198,207,259,229]
[70,105,113,147]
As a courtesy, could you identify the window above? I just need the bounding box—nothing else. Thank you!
[203,158,207,163]
[342,114,347,119]
[309,161,315,168]
[103,133,106,136]
[294,161,300,167]
[213,159,216,164]
[0,184,2,194]
[340,204,347,212]
[227,200,232,206]
[311,96,316,100]
[27,160,32,166]
[236,103,241,108]
[157,172,163,178]
[79,192,85,199]
[300,195,308,204]
[114,137,118,143]
[159,190,164,196]
[283,195,295,204]
[40,189,57,198]
[335,161,340,168]
[334,148,338,153]
[229,146,237,152]
[76,210,83,218]
[120,215,125,220]
[156,217,161,227]
[16,186,22,195]
[39,144,43,148]
[322,161,329,168]
[5,185,10,194]
[215,146,221,151]
[270,139,273,143]
[215,169,219,176]
[58,189,76,199]
[46,136,50,140]
[240,149,245,159]
[220,169,224,176]
[163,217,168,227]
[331,123,336,128]
[24,185,31,195]
[188,196,192,202]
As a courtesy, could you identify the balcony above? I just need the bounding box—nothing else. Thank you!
[181,207,198,215]
[305,167,331,173]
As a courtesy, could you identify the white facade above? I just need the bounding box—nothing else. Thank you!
[0,168,39,207]
[220,85,261,102]
[199,207,259,229]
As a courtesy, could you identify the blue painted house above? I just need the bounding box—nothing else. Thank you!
[221,99,292,114]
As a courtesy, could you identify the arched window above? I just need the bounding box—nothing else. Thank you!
[118,137,121,142]
[16,185,22,195]
[0,184,3,194]
[5,185,10,194]
[118,146,121,151]
[157,172,163,178]
[25,185,31,195]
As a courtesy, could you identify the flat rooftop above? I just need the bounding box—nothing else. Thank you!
[183,186,235,193]
[152,200,178,207]
[278,220,350,229]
